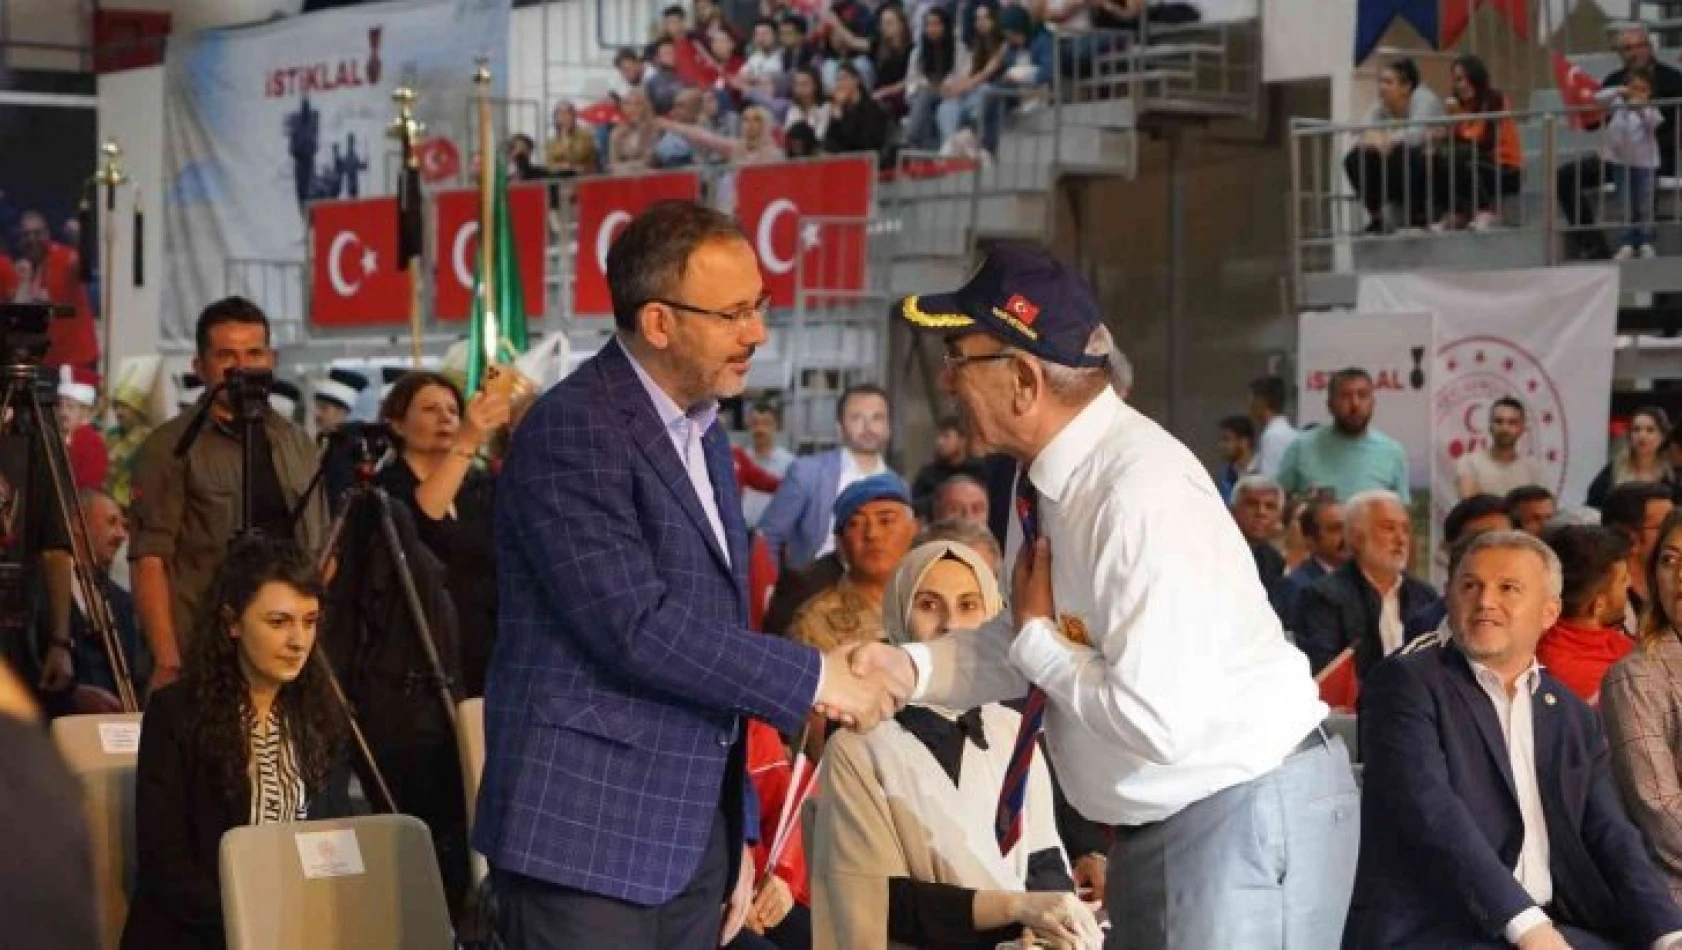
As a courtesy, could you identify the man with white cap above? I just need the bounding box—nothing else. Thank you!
[173,372,203,418]
[104,357,158,509]
[267,378,302,422]
[853,245,1359,949]
[55,366,107,491]
[311,367,367,436]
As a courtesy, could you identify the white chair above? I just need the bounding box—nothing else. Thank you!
[219,814,453,950]
[51,712,143,950]
[454,698,487,887]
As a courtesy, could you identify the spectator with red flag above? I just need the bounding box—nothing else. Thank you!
[1555,24,1682,259]
[0,209,98,369]
[56,365,108,491]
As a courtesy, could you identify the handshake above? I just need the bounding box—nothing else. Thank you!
[813,642,918,732]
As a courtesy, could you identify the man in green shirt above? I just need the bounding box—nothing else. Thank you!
[127,298,325,693]
[1277,367,1410,504]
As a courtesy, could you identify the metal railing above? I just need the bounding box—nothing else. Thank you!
[1290,97,1682,293]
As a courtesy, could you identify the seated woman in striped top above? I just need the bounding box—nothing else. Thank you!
[123,537,350,950]
[809,540,1102,950]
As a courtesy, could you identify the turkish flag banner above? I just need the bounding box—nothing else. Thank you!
[573,170,702,316]
[432,182,548,322]
[735,155,874,308]
[310,197,410,328]
[1552,50,1604,131]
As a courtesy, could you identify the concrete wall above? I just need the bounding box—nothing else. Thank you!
[1052,79,1330,468]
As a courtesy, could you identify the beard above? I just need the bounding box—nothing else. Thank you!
[1333,413,1370,436]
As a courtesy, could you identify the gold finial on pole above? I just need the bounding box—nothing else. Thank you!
[387,86,426,156]
[94,139,128,410]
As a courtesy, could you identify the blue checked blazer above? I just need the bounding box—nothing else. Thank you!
[474,338,823,906]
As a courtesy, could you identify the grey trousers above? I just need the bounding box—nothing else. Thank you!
[1105,731,1361,950]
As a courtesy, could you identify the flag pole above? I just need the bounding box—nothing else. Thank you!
[93,139,127,421]
[388,86,426,367]
[473,58,497,389]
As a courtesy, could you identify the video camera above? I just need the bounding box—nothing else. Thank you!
[223,367,275,420]
[0,303,74,366]
[322,420,393,464]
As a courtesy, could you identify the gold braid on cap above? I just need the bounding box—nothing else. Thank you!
[900,295,975,329]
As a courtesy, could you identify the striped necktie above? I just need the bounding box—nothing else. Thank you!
[995,469,1045,855]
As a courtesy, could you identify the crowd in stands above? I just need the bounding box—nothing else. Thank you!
[499,0,1208,183]
[1345,24,1682,255]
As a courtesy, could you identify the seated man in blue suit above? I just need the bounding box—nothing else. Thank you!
[1345,529,1682,950]
[757,382,899,572]
[476,200,906,949]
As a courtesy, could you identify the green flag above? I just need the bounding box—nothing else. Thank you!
[466,161,529,393]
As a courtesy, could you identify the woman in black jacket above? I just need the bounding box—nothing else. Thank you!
[122,537,349,950]
[823,62,893,164]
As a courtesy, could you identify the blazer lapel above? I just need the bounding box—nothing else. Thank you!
[1442,645,1521,805]
[601,341,732,573]
[703,422,751,595]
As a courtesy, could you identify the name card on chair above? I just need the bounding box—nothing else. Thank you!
[294,829,366,879]
[97,721,141,755]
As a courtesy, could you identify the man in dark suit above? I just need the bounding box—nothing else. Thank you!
[1296,489,1440,679]
[1282,495,1346,629]
[476,200,902,949]
[1345,530,1682,950]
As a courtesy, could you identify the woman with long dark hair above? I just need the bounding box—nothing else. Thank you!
[1429,54,1522,231]
[123,537,349,950]
[904,7,958,150]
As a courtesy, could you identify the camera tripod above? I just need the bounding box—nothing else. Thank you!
[175,371,399,813]
[0,359,137,712]
[313,430,458,733]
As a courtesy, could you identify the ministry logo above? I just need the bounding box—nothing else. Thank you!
[1435,335,1569,496]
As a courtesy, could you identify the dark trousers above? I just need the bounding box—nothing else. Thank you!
[1557,154,1615,228]
[1343,144,1428,224]
[495,808,732,950]
[1429,146,1521,218]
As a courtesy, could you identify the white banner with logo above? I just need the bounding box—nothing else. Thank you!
[1358,267,1618,521]
[1296,310,1438,490]
[161,0,510,344]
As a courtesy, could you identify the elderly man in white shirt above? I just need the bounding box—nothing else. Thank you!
[852,246,1359,949]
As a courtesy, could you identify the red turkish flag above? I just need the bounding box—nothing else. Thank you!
[1552,50,1604,130]
[1440,0,1529,48]
[572,170,702,315]
[431,182,548,322]
[577,99,622,127]
[414,136,461,185]
[310,197,409,328]
[735,155,874,308]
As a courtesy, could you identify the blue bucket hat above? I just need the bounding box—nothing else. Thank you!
[832,473,913,535]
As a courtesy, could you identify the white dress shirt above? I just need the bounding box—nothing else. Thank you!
[1255,414,1299,479]
[903,388,1327,825]
[1371,572,1404,657]
[1468,660,1553,943]
[815,449,886,558]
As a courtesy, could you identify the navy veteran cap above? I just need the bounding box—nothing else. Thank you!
[893,245,1108,368]
[832,473,912,535]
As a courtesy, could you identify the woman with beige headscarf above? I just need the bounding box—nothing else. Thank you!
[808,541,1101,950]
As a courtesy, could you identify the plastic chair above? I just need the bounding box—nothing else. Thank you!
[51,712,144,950]
[219,814,453,950]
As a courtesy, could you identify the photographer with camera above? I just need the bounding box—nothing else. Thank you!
[128,297,326,694]
[377,370,510,699]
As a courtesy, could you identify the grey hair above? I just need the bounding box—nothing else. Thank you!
[915,517,1003,569]
[1231,474,1284,509]
[1344,489,1406,535]
[1040,324,1122,400]
[1454,528,1564,598]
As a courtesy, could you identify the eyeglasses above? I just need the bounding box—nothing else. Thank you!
[942,348,1016,370]
[648,292,772,325]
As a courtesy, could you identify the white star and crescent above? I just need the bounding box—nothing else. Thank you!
[327,230,377,297]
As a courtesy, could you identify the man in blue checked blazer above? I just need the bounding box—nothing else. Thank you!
[475,200,904,949]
